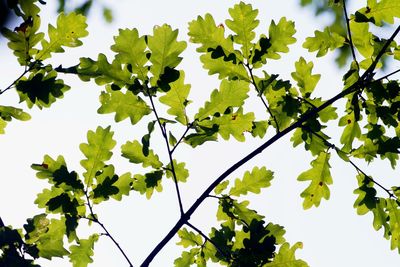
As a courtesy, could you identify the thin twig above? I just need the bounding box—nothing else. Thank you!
[83,191,134,267]
[342,0,360,70]
[147,89,185,215]
[0,68,30,95]
[140,22,400,267]
[171,121,194,154]
[374,68,400,83]
[185,221,231,261]
[245,63,280,132]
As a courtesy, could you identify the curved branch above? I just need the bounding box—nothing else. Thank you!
[140,24,400,267]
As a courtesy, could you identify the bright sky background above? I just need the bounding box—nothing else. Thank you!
[0,0,399,266]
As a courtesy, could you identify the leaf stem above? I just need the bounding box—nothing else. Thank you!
[147,90,185,215]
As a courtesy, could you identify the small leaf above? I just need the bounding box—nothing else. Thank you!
[16,70,70,109]
[339,112,361,152]
[229,166,273,196]
[36,12,88,60]
[291,57,320,97]
[98,86,151,124]
[166,160,189,183]
[69,234,99,267]
[356,0,400,26]
[196,80,250,120]
[303,27,345,57]
[159,70,191,125]
[225,2,259,59]
[80,126,116,186]
[177,228,202,248]
[121,140,163,169]
[148,24,187,87]
[297,151,333,209]
[266,17,296,59]
[214,180,230,195]
[132,171,164,199]
[265,242,309,267]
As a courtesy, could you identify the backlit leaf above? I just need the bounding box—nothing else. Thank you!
[36,12,88,60]
[16,70,70,109]
[265,242,308,267]
[166,160,189,183]
[148,24,187,86]
[200,52,249,81]
[80,126,116,185]
[303,27,345,57]
[111,28,148,81]
[121,140,163,168]
[69,234,98,267]
[226,2,259,59]
[177,228,202,248]
[291,57,320,97]
[36,218,69,259]
[297,151,333,209]
[356,0,400,26]
[339,112,361,152]
[229,166,273,196]
[266,17,296,59]
[132,171,164,199]
[196,80,250,120]
[159,71,191,125]
[98,85,151,124]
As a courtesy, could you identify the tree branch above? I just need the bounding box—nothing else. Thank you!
[171,121,194,155]
[140,23,400,267]
[374,68,400,83]
[147,90,185,215]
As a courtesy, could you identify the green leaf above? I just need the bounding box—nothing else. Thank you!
[2,13,44,65]
[174,250,197,267]
[303,27,345,57]
[16,70,70,109]
[229,166,273,196]
[177,228,202,248]
[195,80,250,120]
[265,242,309,267]
[148,24,187,87]
[226,2,259,59]
[24,214,50,244]
[214,180,230,195]
[98,85,151,124]
[78,54,133,86]
[339,112,361,152]
[188,13,233,53]
[201,108,255,142]
[111,28,148,81]
[297,151,333,209]
[121,140,163,168]
[132,170,164,199]
[159,71,191,125]
[69,234,99,267]
[350,21,374,59]
[0,105,31,134]
[232,200,264,225]
[166,160,189,183]
[291,57,321,97]
[102,7,113,23]
[80,126,116,186]
[353,174,377,215]
[265,222,286,244]
[266,17,296,59]
[200,52,249,81]
[36,218,69,259]
[308,98,338,123]
[251,120,269,138]
[356,0,400,26]
[386,199,400,251]
[36,12,88,60]
[0,119,6,134]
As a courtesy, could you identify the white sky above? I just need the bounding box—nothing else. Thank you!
[0,0,399,266]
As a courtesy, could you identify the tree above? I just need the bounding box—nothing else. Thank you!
[0,0,399,266]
